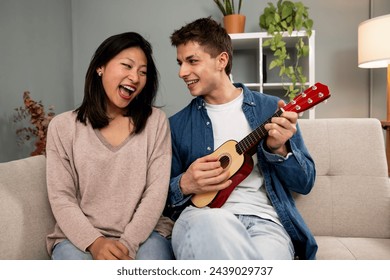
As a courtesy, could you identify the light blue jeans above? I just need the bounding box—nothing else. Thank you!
[51,231,174,260]
[172,206,294,260]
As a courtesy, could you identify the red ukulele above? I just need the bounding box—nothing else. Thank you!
[191,82,331,208]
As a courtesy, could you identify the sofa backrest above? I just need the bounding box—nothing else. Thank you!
[296,118,390,238]
[0,155,55,259]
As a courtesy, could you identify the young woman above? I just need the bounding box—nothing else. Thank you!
[46,32,174,260]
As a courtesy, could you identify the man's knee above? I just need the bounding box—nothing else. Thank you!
[180,207,237,229]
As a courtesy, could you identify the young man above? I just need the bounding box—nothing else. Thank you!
[165,17,317,260]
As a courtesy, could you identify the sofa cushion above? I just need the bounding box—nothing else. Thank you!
[0,155,55,259]
[315,236,390,260]
[296,118,390,239]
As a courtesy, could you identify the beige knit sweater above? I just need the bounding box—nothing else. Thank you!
[45,108,173,259]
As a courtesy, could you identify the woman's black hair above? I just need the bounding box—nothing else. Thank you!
[75,32,158,134]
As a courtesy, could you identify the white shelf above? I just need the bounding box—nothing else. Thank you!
[262,82,312,89]
[229,31,316,119]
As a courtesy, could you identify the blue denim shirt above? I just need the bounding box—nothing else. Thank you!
[166,83,318,259]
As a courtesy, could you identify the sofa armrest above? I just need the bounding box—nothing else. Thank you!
[0,155,55,259]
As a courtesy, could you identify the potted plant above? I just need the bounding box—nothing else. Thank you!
[213,0,245,33]
[259,0,313,100]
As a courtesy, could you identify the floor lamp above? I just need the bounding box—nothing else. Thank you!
[358,14,390,175]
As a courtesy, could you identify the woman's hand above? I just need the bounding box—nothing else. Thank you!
[87,236,132,260]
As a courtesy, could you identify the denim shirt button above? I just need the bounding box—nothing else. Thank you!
[207,147,211,151]
[206,122,210,125]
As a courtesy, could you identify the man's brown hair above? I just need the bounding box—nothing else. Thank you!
[170,17,233,76]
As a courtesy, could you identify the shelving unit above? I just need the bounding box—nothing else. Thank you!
[229,31,316,119]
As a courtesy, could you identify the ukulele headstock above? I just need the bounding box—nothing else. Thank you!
[283,83,331,114]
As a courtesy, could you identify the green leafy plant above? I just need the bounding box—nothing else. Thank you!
[213,0,243,15]
[13,91,55,156]
[259,0,313,100]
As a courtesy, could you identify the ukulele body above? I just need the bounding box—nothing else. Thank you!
[191,140,254,208]
[190,82,331,208]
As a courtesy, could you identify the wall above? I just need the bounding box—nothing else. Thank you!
[371,0,390,119]
[71,0,210,117]
[0,0,73,162]
[1,0,390,162]
[70,0,390,119]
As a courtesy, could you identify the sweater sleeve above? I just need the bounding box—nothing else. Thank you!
[119,109,172,258]
[46,113,103,252]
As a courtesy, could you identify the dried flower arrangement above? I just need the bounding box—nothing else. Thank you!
[13,91,55,156]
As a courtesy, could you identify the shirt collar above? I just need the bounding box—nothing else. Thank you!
[234,83,256,107]
[194,82,257,109]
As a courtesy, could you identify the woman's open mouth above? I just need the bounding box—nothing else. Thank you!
[119,85,135,100]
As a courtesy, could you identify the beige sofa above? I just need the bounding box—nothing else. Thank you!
[297,118,390,259]
[1,118,390,259]
[0,155,54,259]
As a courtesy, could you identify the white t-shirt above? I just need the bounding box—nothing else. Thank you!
[205,90,281,225]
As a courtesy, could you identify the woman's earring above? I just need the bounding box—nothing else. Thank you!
[98,71,102,76]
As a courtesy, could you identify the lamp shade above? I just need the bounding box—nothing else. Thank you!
[358,14,390,68]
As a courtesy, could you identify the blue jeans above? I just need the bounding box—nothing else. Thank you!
[172,206,294,260]
[51,231,174,260]
[136,231,174,260]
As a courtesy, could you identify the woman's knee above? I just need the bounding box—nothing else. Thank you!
[136,231,174,260]
[51,239,92,260]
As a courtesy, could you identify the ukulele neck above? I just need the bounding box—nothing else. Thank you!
[235,109,283,156]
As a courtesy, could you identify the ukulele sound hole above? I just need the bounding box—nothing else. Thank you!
[219,154,231,169]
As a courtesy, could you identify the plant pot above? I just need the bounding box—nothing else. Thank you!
[223,14,246,34]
